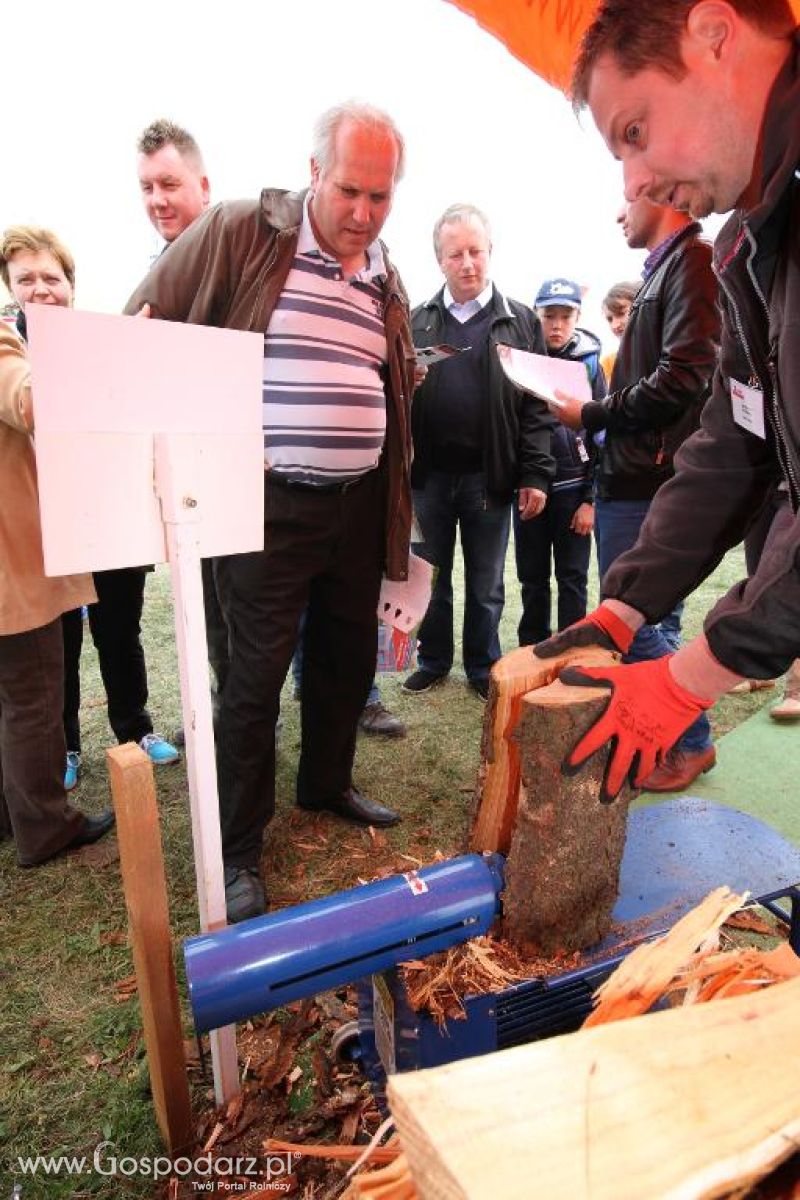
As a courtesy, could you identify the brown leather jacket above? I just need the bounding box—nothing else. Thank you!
[125,188,415,580]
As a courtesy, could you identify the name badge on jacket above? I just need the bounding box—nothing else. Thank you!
[731,378,766,439]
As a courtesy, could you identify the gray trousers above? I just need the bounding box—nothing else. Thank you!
[0,619,85,865]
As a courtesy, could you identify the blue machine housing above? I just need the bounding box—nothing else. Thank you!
[356,798,800,1102]
[184,797,800,1099]
[185,853,505,1033]
[357,955,623,1105]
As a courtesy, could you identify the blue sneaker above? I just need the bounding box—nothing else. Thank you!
[139,733,181,766]
[64,751,82,791]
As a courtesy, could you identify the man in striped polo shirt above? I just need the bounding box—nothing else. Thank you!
[127,103,415,922]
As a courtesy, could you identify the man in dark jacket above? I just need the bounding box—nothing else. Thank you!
[538,0,799,803]
[403,204,554,700]
[554,197,720,792]
[127,102,415,922]
[515,277,604,646]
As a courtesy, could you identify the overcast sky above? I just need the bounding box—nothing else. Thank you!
[2,0,720,346]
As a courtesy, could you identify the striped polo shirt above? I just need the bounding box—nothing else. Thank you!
[262,199,388,484]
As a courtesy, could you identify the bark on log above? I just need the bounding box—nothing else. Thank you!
[470,644,619,855]
[503,678,634,956]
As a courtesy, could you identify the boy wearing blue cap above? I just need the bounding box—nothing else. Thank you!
[514,279,606,645]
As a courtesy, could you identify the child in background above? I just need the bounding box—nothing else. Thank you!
[514,278,605,645]
[600,280,640,382]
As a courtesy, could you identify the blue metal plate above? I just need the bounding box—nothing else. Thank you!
[589,796,800,958]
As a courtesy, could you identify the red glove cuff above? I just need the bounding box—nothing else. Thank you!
[589,604,635,656]
[656,655,714,713]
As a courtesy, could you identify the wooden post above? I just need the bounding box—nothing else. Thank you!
[107,743,193,1153]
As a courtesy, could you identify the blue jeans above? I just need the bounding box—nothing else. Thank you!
[595,498,711,753]
[292,610,380,706]
[413,471,510,682]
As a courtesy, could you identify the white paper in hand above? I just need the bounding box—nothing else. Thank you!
[414,344,467,366]
[496,344,592,409]
[378,553,433,632]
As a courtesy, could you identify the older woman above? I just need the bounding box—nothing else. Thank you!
[0,304,114,863]
[1,226,179,793]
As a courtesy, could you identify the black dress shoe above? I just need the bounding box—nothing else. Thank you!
[66,809,116,849]
[298,787,401,828]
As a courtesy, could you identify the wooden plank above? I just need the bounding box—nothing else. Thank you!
[503,677,633,954]
[387,975,800,1200]
[470,645,619,855]
[107,743,193,1153]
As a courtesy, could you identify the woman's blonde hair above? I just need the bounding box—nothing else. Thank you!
[0,225,76,291]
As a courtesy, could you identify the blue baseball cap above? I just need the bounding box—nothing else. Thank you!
[535,278,582,309]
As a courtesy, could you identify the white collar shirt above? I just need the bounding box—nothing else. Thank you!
[443,282,493,324]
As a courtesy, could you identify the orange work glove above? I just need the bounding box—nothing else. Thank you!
[559,655,713,802]
[534,601,635,659]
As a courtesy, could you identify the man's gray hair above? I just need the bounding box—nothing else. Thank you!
[432,204,492,260]
[312,101,406,182]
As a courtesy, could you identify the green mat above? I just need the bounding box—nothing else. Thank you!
[638,706,800,848]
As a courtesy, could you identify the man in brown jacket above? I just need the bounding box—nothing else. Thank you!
[135,118,229,736]
[127,102,415,922]
[0,321,115,865]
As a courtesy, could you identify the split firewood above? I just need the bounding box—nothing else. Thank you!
[471,643,619,854]
[668,940,800,1005]
[343,1153,418,1199]
[502,675,633,955]
[263,1136,400,1164]
[585,886,746,1026]
[724,908,782,937]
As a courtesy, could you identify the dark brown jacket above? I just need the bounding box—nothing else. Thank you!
[125,188,415,580]
[603,33,800,679]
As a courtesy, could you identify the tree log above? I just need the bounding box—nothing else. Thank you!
[503,678,634,956]
[470,645,619,855]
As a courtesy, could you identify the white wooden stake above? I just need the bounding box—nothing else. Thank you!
[155,433,239,1105]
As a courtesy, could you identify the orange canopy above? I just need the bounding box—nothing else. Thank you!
[447,0,800,93]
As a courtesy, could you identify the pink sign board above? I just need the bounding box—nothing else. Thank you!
[27,306,265,575]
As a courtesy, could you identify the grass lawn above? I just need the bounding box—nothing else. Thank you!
[0,539,777,1196]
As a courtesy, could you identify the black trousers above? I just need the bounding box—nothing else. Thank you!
[61,567,152,751]
[216,468,385,868]
[0,620,85,865]
[514,488,591,645]
[203,557,230,697]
